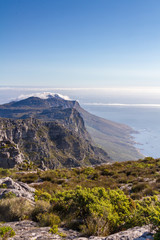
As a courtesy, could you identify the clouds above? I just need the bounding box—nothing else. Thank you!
[15,92,71,101]
[1,86,160,105]
[83,103,160,108]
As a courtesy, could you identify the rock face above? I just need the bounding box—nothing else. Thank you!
[0,117,110,169]
[0,140,24,168]
[1,221,154,240]
[0,177,35,201]
[0,95,143,162]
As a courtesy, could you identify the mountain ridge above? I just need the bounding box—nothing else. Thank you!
[0,95,143,162]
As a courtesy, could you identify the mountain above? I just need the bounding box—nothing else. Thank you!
[0,94,143,162]
[0,116,110,169]
[75,105,143,161]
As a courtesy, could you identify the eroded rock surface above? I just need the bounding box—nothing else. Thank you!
[103,225,153,240]
[0,177,35,201]
[0,140,24,168]
[1,221,154,240]
[2,221,80,240]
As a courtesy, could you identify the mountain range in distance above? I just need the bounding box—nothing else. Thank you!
[0,93,143,169]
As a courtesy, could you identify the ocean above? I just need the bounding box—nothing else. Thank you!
[1,86,160,158]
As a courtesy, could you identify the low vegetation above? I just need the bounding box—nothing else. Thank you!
[10,157,160,200]
[0,157,160,238]
[0,197,34,221]
[0,226,15,239]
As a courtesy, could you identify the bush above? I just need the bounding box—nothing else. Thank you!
[0,197,34,221]
[125,196,159,229]
[130,192,142,200]
[49,225,58,234]
[0,184,7,189]
[19,173,38,183]
[0,168,11,177]
[101,169,114,176]
[0,226,15,239]
[132,183,149,193]
[32,200,51,221]
[3,192,17,199]
[35,190,52,202]
[52,186,135,236]
[80,214,110,236]
[146,197,160,239]
[36,212,61,227]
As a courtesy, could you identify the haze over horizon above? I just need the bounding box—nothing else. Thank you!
[1,0,160,87]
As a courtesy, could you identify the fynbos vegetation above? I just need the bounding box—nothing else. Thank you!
[0,157,160,238]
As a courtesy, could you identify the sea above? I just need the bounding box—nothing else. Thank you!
[1,86,160,159]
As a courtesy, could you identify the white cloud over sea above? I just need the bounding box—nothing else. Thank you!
[1,86,160,105]
[83,103,160,108]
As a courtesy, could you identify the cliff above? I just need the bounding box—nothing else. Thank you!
[0,117,110,169]
[0,95,143,161]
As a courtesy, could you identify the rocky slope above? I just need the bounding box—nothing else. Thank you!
[0,117,110,169]
[0,177,35,201]
[1,221,153,240]
[0,95,143,161]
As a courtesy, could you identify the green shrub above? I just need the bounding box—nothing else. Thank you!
[3,192,17,199]
[130,192,142,200]
[0,226,15,239]
[17,173,38,183]
[35,190,52,202]
[125,196,159,229]
[49,225,66,237]
[101,169,114,176]
[32,200,51,221]
[132,182,149,193]
[0,197,34,221]
[0,169,11,177]
[49,225,58,234]
[143,187,155,196]
[146,197,160,239]
[0,184,7,189]
[36,212,61,227]
[52,186,135,236]
[80,214,110,236]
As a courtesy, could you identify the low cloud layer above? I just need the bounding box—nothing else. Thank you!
[15,92,71,101]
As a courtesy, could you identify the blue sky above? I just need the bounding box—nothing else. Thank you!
[1,0,160,87]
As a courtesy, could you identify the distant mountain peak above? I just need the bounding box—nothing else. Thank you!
[15,92,71,101]
[2,93,78,109]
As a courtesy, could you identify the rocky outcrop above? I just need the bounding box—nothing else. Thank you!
[1,221,154,240]
[0,177,35,201]
[1,221,81,240]
[103,225,153,240]
[0,140,24,168]
[0,118,110,169]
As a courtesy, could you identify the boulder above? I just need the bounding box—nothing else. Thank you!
[0,177,35,201]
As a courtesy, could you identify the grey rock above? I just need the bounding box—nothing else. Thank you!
[0,221,154,240]
[103,225,153,240]
[2,221,80,240]
[0,117,110,169]
[0,140,24,168]
[0,177,35,201]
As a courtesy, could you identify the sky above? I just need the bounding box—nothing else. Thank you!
[1,0,160,87]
